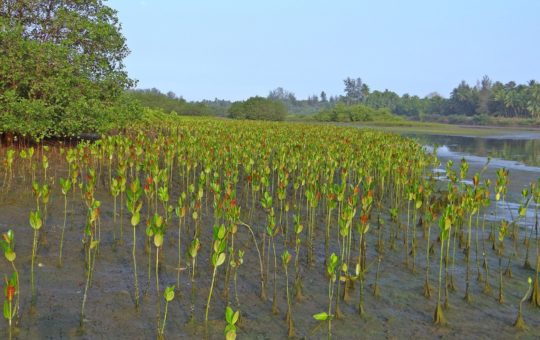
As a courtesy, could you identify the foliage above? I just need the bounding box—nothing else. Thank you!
[0,1,138,139]
[314,103,403,123]
[228,96,287,121]
[128,88,212,116]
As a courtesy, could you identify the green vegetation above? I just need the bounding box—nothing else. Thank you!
[228,96,287,121]
[0,2,538,338]
[128,89,211,116]
[0,1,140,139]
[0,118,538,338]
[314,103,403,122]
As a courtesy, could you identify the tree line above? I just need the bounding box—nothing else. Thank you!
[1,1,538,135]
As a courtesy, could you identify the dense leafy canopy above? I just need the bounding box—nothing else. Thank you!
[228,96,287,121]
[128,88,212,116]
[314,103,402,123]
[0,0,139,138]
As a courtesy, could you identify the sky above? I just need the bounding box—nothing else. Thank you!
[107,0,540,101]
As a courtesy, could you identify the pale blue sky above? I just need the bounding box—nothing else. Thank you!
[108,0,540,101]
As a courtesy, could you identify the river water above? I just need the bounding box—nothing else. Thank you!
[407,132,540,226]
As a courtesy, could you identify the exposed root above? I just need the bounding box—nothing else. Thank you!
[513,311,528,331]
[530,277,539,307]
[373,283,381,298]
[433,302,447,326]
[423,280,432,299]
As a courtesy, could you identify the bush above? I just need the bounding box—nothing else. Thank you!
[228,97,287,121]
[314,103,403,123]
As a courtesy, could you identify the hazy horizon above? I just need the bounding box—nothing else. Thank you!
[108,0,540,101]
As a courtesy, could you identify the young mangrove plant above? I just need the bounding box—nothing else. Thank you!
[3,272,17,338]
[434,206,452,326]
[126,179,143,309]
[205,224,227,323]
[58,177,72,267]
[497,219,509,304]
[174,193,187,289]
[188,237,200,322]
[29,210,42,303]
[282,249,295,338]
[230,249,244,311]
[224,306,239,340]
[2,149,15,191]
[292,214,304,301]
[110,178,120,241]
[1,230,19,325]
[158,286,174,339]
[80,199,100,327]
[513,277,533,331]
[149,213,165,325]
[313,252,339,340]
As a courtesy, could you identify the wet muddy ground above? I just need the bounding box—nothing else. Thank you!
[0,148,538,339]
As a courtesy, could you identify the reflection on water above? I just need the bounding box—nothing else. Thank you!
[408,134,540,167]
[403,132,540,226]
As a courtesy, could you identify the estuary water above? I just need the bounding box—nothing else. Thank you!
[410,132,540,226]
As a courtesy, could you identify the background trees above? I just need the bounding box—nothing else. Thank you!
[228,97,287,121]
[129,89,211,116]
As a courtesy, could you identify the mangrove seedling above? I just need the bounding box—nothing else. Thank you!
[1,230,19,320]
[3,272,17,336]
[205,224,227,323]
[58,177,72,267]
[282,249,295,338]
[29,210,42,303]
[159,286,174,339]
[126,179,143,309]
[313,252,339,340]
[434,206,451,326]
[110,177,120,241]
[188,237,200,322]
[224,306,239,340]
[514,277,533,330]
[293,214,304,301]
[80,199,100,327]
[231,249,244,310]
[174,193,187,289]
[150,213,165,325]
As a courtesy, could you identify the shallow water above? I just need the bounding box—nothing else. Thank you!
[414,132,540,225]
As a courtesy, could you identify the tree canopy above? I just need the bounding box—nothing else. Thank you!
[228,96,287,121]
[0,0,139,138]
[129,88,211,116]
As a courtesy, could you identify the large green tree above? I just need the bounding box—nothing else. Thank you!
[0,0,138,138]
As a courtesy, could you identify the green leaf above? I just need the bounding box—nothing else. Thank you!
[225,306,234,324]
[29,210,42,230]
[5,250,16,262]
[3,300,9,320]
[313,312,328,321]
[164,286,175,302]
[232,310,239,325]
[216,252,226,267]
[131,211,140,226]
[154,233,163,247]
[225,330,236,340]
[518,206,526,217]
[217,224,226,240]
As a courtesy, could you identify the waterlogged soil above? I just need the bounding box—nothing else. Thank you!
[0,153,539,339]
